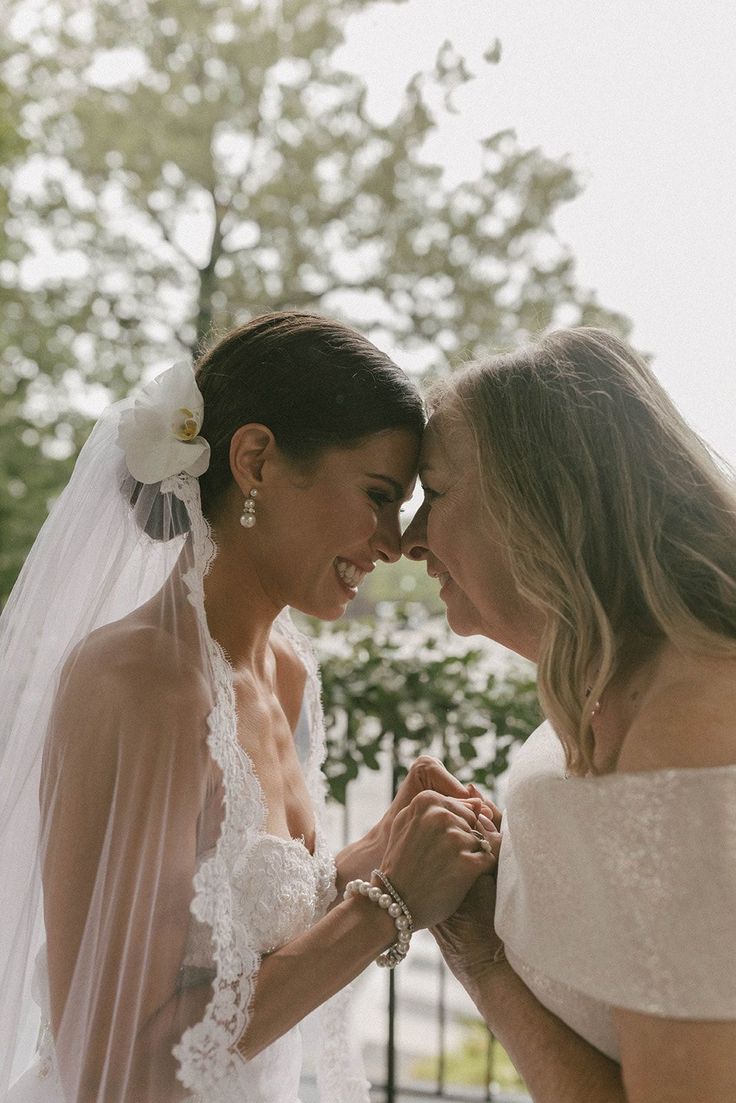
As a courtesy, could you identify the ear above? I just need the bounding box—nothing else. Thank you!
[229,424,276,494]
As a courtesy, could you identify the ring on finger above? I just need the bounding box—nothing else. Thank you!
[470,827,494,855]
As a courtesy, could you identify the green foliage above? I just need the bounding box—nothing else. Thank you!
[411,1016,527,1093]
[0,0,629,595]
[349,557,446,616]
[0,419,82,603]
[0,68,82,601]
[304,604,540,804]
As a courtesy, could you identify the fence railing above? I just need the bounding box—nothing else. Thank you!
[327,754,530,1103]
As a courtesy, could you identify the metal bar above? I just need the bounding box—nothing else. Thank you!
[386,969,397,1103]
[385,744,400,1103]
[437,956,446,1094]
[485,1029,494,1102]
[342,786,350,850]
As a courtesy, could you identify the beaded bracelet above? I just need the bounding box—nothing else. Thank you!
[344,872,414,968]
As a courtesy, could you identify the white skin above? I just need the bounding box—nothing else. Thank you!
[400,410,544,659]
[198,424,501,1063]
[401,407,736,1103]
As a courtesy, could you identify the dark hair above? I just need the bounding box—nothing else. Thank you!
[194,312,425,519]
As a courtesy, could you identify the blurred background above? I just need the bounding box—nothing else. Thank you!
[2,1,734,1098]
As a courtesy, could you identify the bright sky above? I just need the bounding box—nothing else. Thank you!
[337,0,736,467]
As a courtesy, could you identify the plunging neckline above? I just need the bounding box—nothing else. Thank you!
[210,632,318,858]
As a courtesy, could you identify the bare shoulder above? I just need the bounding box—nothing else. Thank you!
[53,619,212,756]
[617,647,736,772]
[270,628,308,731]
[62,619,208,696]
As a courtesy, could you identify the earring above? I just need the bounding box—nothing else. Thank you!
[239,488,258,528]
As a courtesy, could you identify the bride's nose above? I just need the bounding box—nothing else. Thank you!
[401,501,429,561]
[373,513,402,563]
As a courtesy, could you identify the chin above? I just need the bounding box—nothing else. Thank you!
[444,605,485,638]
[320,604,350,622]
[291,595,350,622]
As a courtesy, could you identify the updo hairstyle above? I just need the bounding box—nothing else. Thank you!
[195,311,425,521]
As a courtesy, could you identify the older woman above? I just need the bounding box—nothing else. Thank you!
[401,327,736,1102]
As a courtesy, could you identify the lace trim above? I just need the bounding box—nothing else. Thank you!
[165,476,363,1099]
[273,611,331,815]
[36,1016,63,1092]
[274,611,338,915]
[274,617,367,1099]
[315,988,372,1103]
[165,474,261,1092]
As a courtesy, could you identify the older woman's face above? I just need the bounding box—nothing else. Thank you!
[401,409,543,661]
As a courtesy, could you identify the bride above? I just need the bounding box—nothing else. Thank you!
[0,312,499,1103]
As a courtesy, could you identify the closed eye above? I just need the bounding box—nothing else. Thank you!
[420,482,441,503]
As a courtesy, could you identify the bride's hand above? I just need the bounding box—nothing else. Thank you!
[377,792,500,929]
[337,763,501,891]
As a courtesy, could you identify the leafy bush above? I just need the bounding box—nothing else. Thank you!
[304,604,540,804]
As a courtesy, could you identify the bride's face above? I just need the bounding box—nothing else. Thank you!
[254,428,419,620]
[401,410,543,661]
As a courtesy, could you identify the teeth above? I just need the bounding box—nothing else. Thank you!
[335,558,367,588]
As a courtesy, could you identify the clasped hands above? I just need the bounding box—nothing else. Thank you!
[373,756,503,969]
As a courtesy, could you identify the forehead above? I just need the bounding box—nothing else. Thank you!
[420,407,474,472]
[320,428,420,484]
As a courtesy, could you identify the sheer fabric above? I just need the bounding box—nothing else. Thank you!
[0,401,369,1102]
[495,722,736,1061]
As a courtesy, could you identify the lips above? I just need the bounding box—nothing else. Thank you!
[429,567,451,587]
[334,558,368,592]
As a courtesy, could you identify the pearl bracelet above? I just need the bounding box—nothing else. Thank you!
[344,873,414,968]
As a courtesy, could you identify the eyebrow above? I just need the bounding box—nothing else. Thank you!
[365,473,410,500]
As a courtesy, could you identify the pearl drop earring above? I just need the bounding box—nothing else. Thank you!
[239,488,258,528]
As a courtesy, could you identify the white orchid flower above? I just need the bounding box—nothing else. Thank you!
[117,361,211,484]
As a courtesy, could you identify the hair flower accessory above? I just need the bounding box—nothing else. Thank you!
[117,361,211,484]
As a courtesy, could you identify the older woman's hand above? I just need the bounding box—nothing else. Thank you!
[432,809,504,983]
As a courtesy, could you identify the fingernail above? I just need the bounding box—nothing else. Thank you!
[478,813,495,831]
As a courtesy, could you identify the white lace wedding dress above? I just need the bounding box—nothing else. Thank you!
[8,473,370,1103]
[495,721,736,1060]
[13,654,368,1103]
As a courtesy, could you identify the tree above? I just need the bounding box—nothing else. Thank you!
[0,67,83,600]
[0,0,629,598]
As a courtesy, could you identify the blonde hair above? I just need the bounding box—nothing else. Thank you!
[435,328,736,775]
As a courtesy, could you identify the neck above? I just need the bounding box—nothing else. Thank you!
[590,632,665,769]
[203,521,284,677]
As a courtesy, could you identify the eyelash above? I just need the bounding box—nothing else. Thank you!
[369,490,394,506]
[421,484,441,503]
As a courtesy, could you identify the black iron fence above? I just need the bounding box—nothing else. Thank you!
[330,764,530,1103]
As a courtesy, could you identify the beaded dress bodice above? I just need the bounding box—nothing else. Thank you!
[181,831,337,969]
[496,721,736,1062]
